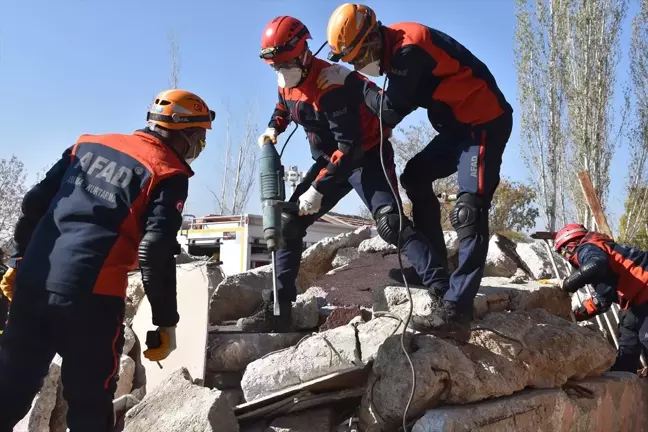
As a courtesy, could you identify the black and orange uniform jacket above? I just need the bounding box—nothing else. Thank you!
[268,57,390,195]
[344,22,513,134]
[565,232,648,309]
[10,129,190,327]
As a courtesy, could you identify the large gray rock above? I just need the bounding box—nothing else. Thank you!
[413,372,648,432]
[115,355,136,399]
[297,226,372,290]
[484,234,519,277]
[209,265,273,324]
[240,316,400,402]
[124,367,238,432]
[374,277,572,323]
[15,355,62,432]
[515,240,570,280]
[207,332,305,373]
[359,309,616,431]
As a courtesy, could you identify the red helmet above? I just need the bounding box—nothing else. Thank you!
[260,16,311,64]
[554,223,588,252]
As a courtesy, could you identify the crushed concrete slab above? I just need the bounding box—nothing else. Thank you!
[296,227,372,291]
[358,235,397,254]
[359,309,616,431]
[125,274,146,324]
[374,277,572,323]
[484,234,519,277]
[123,324,137,356]
[207,332,305,373]
[124,367,239,432]
[115,355,136,399]
[240,317,399,403]
[413,372,648,432]
[332,247,361,268]
[515,239,570,280]
[15,354,61,432]
[293,291,320,330]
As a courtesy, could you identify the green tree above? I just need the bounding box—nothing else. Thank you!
[619,186,648,249]
[490,179,540,235]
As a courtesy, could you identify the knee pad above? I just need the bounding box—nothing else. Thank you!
[450,193,485,241]
[374,205,415,246]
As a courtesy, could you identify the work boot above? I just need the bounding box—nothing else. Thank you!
[408,301,472,342]
[388,266,424,286]
[237,289,293,333]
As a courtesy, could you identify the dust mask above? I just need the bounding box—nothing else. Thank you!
[357,60,381,77]
[277,67,303,88]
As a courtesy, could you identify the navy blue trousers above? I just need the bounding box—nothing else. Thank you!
[0,284,124,432]
[611,304,648,373]
[400,113,512,312]
[275,142,446,301]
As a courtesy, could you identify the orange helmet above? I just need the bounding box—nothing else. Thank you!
[326,3,378,63]
[147,89,215,130]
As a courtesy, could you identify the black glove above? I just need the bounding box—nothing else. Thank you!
[562,260,606,293]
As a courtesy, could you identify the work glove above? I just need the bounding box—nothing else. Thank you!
[143,326,177,362]
[258,127,278,149]
[0,267,17,302]
[572,297,602,322]
[317,64,352,90]
[298,186,324,216]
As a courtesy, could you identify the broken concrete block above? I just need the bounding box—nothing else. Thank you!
[358,235,397,254]
[443,231,460,260]
[356,317,403,363]
[375,277,572,323]
[293,291,320,330]
[125,273,146,324]
[508,267,530,284]
[209,265,273,324]
[115,355,136,399]
[359,309,616,431]
[15,354,62,432]
[297,226,372,291]
[123,324,136,356]
[484,234,519,277]
[48,379,68,432]
[124,367,238,432]
[268,407,337,432]
[515,240,570,280]
[207,332,305,373]
[413,373,648,432]
[241,325,360,403]
[332,247,361,268]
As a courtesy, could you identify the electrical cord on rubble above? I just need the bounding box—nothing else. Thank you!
[377,77,417,432]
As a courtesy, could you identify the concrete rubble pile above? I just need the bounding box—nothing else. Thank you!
[17,229,648,431]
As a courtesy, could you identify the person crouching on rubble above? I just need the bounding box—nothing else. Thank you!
[0,90,214,431]
[555,223,648,374]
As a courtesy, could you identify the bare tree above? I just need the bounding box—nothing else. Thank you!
[619,0,648,244]
[0,156,28,255]
[209,105,259,215]
[562,0,628,228]
[515,0,570,232]
[168,29,180,90]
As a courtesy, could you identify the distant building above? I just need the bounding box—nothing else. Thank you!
[177,212,373,276]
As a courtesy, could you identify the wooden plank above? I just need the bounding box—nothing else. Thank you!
[530,231,557,240]
[576,172,613,237]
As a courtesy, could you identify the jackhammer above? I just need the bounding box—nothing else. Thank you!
[259,139,298,316]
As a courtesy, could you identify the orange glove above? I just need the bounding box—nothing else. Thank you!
[0,267,16,302]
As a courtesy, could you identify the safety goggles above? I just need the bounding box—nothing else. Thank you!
[259,26,309,60]
[268,58,301,71]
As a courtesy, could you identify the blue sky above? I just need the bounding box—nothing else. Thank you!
[0,0,639,227]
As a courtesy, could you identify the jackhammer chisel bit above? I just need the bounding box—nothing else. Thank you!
[259,140,298,316]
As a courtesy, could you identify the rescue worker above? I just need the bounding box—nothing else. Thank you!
[239,16,446,333]
[320,4,513,338]
[555,223,648,373]
[0,89,214,431]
